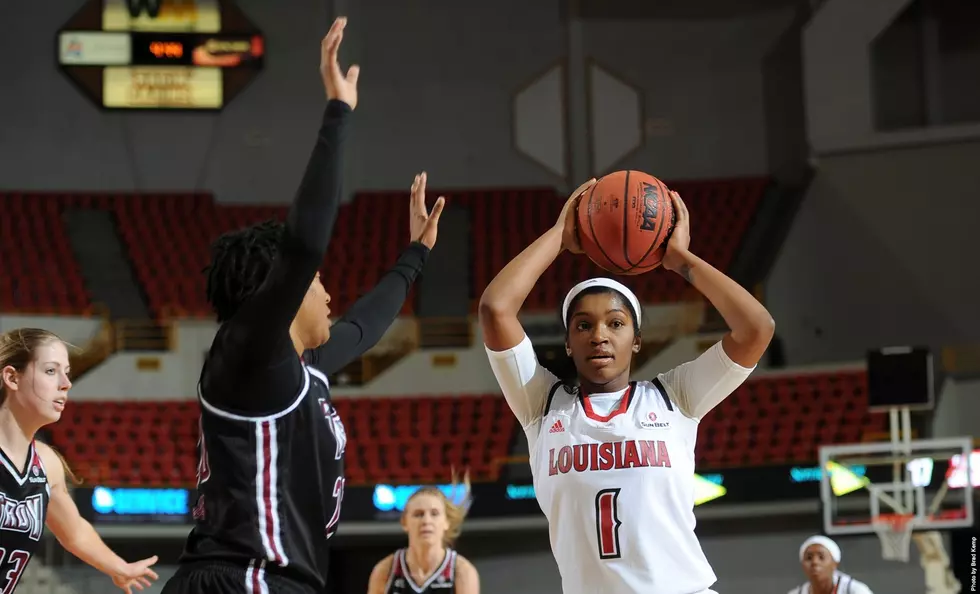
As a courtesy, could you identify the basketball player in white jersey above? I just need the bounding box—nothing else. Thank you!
[789,536,874,594]
[478,179,775,594]
[366,477,479,594]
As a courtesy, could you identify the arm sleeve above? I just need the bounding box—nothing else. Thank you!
[206,100,351,411]
[656,340,755,420]
[309,242,429,376]
[485,334,559,429]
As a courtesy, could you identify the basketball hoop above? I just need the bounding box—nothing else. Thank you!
[873,514,917,562]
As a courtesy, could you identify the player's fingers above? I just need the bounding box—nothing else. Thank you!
[429,196,446,224]
[416,172,428,212]
[346,64,360,86]
[411,174,418,197]
[670,191,687,222]
[570,178,597,202]
[140,577,154,587]
[145,567,159,580]
[140,556,159,567]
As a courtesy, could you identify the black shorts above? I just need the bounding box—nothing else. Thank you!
[161,560,319,594]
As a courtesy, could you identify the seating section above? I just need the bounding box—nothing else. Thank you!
[2,179,764,318]
[333,395,513,485]
[696,369,886,468]
[0,194,92,314]
[47,395,515,487]
[112,193,413,318]
[46,368,882,486]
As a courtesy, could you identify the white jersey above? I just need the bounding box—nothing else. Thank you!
[487,335,754,594]
[787,571,874,594]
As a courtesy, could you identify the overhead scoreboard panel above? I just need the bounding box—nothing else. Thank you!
[58,0,264,110]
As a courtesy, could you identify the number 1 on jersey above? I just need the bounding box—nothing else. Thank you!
[595,488,622,560]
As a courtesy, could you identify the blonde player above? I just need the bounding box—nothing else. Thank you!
[366,477,479,594]
[478,179,774,594]
[789,536,874,594]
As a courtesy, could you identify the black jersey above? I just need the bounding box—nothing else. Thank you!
[0,441,50,593]
[385,548,458,594]
[184,361,345,590]
[172,99,429,593]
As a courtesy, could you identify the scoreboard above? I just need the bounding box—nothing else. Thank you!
[58,0,264,110]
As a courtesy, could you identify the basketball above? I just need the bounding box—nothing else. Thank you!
[576,170,675,275]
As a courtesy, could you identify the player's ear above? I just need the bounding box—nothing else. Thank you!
[1,366,19,392]
[632,335,641,354]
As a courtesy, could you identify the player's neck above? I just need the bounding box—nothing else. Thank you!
[808,575,836,594]
[0,406,37,470]
[578,374,630,395]
[407,543,446,576]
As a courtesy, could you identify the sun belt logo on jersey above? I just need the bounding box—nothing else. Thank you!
[319,398,348,460]
[549,440,672,476]
[0,493,45,541]
[639,411,670,430]
[28,464,46,484]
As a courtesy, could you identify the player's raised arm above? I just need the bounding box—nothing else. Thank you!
[310,172,443,376]
[656,190,774,419]
[478,178,595,351]
[479,179,595,428]
[209,17,358,367]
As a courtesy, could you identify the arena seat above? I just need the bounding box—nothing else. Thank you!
[694,369,886,468]
[0,193,92,314]
[48,394,515,487]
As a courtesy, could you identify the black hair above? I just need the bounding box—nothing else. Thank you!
[563,286,641,338]
[204,219,286,322]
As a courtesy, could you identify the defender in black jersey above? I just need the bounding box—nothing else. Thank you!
[0,328,159,593]
[368,483,479,594]
[163,17,445,594]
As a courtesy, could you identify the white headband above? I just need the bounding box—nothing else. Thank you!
[561,278,642,329]
[799,535,841,563]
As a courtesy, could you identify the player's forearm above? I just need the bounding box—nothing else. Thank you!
[479,225,563,317]
[674,251,774,359]
[285,99,351,257]
[315,242,429,372]
[59,520,128,576]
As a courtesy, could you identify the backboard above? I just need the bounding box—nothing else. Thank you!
[819,436,974,536]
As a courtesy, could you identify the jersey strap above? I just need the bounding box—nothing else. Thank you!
[650,377,674,411]
[545,381,566,414]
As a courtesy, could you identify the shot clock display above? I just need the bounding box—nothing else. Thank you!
[57,0,264,111]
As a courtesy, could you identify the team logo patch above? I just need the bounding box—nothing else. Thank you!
[639,411,670,429]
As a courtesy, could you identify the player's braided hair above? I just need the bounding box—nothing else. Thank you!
[205,219,286,322]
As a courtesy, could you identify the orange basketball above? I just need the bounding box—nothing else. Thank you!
[576,170,675,275]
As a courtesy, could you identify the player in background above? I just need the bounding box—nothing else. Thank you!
[788,535,874,594]
[366,473,479,594]
[0,328,159,593]
[478,179,775,594]
[163,17,445,594]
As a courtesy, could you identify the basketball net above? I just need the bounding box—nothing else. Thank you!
[872,514,917,562]
[874,515,962,594]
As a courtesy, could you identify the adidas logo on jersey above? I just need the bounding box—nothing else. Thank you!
[549,420,565,433]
